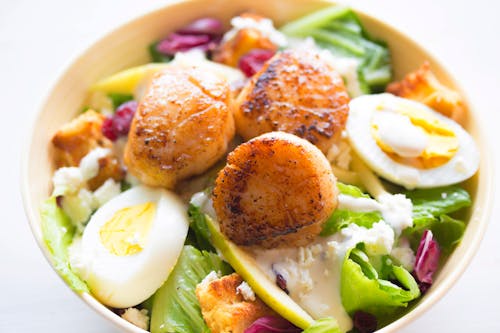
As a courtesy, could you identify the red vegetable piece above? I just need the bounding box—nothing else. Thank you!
[239,49,276,77]
[244,316,301,333]
[414,230,441,285]
[353,311,377,333]
[156,33,212,55]
[102,101,137,141]
[177,17,224,36]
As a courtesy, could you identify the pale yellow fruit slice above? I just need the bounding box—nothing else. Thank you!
[90,63,169,95]
[206,216,315,329]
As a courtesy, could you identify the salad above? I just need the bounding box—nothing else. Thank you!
[41,5,479,333]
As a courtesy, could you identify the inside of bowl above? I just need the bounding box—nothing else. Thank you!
[23,0,490,332]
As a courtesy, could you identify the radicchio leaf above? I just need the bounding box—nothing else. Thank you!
[244,316,301,333]
[353,311,377,333]
[238,49,275,77]
[414,230,440,286]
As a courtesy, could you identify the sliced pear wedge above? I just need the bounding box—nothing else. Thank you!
[206,216,315,329]
[90,63,169,95]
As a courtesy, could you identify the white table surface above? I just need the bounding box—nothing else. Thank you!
[2,0,499,332]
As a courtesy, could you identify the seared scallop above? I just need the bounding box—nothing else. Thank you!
[235,49,350,154]
[124,67,235,188]
[212,132,338,248]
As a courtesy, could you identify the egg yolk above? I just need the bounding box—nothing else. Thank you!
[99,202,156,256]
[372,102,459,168]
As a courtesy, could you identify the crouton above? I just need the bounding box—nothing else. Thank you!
[195,273,276,333]
[213,14,279,67]
[386,62,466,124]
[52,110,124,190]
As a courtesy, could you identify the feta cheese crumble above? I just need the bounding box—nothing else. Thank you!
[236,281,256,301]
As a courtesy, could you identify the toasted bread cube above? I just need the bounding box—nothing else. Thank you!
[386,62,466,124]
[52,110,124,190]
[213,14,278,67]
[195,273,276,333]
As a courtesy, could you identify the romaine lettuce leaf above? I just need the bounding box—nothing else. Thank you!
[187,204,215,252]
[341,248,420,317]
[40,197,88,293]
[150,245,232,333]
[302,318,342,333]
[280,5,392,93]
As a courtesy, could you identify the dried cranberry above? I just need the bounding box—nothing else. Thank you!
[353,311,377,333]
[414,230,441,285]
[102,101,137,141]
[275,273,289,294]
[239,49,275,77]
[177,18,224,36]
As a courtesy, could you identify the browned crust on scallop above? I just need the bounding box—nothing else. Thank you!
[212,132,337,248]
[124,67,235,189]
[235,49,350,154]
[196,273,276,333]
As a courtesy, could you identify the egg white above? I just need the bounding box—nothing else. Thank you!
[347,93,479,189]
[78,185,189,308]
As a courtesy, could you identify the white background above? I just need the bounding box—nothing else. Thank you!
[1,0,499,332]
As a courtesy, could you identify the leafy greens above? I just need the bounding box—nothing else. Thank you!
[150,245,232,333]
[40,197,88,293]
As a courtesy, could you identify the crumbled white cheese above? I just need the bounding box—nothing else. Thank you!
[121,308,150,330]
[378,193,414,236]
[61,188,97,231]
[199,271,220,287]
[52,167,84,196]
[236,281,256,302]
[93,178,121,206]
[391,245,416,271]
[79,147,111,181]
[224,16,288,47]
[332,221,395,257]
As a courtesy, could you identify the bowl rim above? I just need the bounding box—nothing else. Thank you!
[20,0,494,332]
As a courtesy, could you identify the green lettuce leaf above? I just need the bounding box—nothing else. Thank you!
[337,182,370,198]
[302,317,342,333]
[341,248,420,317]
[280,5,392,93]
[40,197,88,293]
[150,245,232,333]
[321,183,381,236]
[320,210,381,236]
[107,93,133,109]
[406,185,471,220]
[187,204,215,252]
[404,185,470,251]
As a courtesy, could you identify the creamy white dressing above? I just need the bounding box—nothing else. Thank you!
[253,243,353,332]
[337,192,413,236]
[372,111,428,158]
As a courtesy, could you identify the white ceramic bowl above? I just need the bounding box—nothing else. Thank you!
[21,0,493,332]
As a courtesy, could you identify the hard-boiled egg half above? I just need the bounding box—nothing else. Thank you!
[346,93,479,189]
[77,185,189,308]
